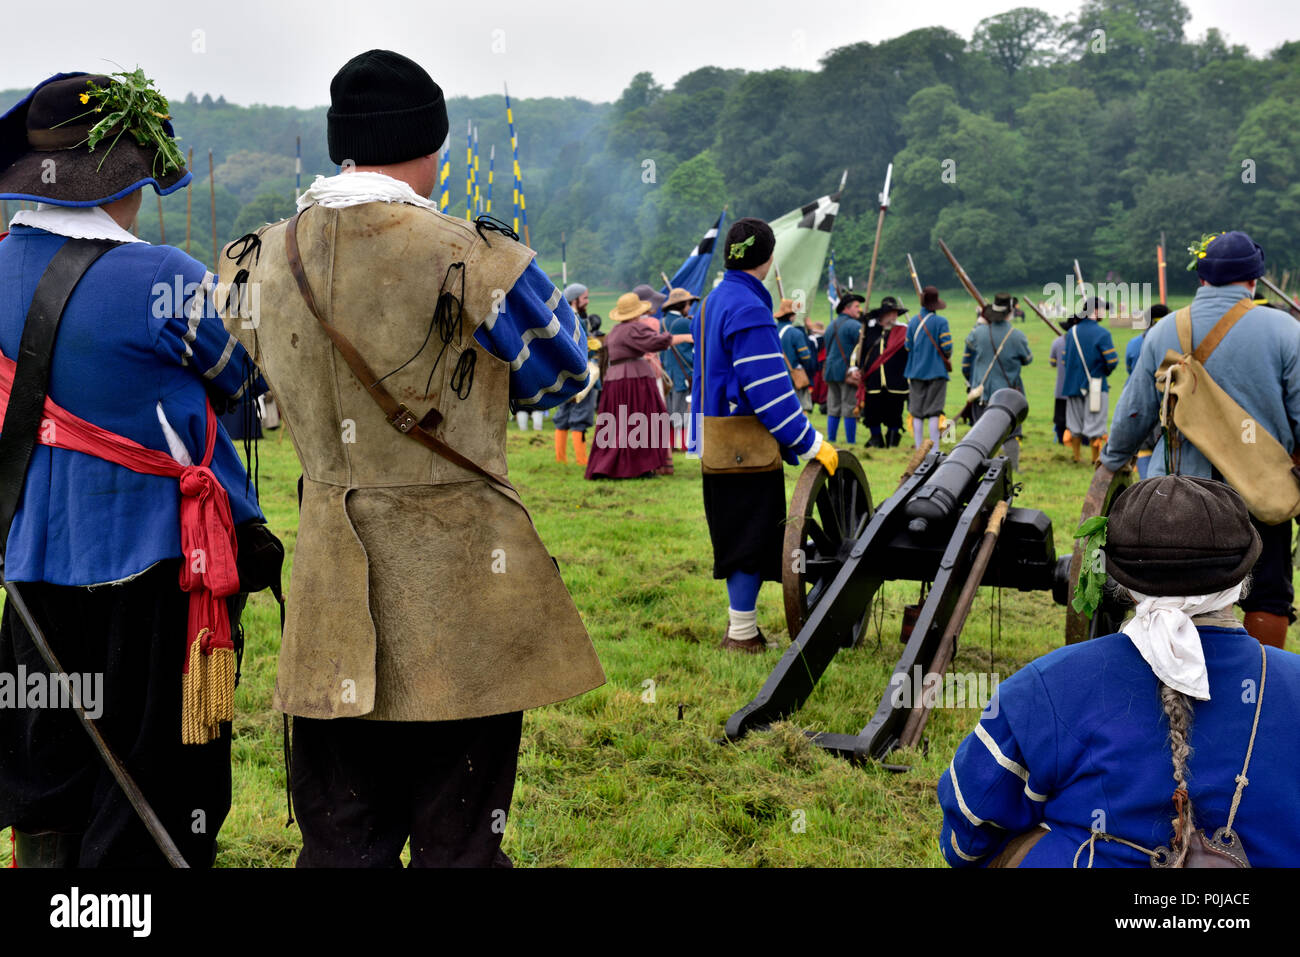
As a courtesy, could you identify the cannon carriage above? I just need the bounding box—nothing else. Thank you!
[725,387,1133,763]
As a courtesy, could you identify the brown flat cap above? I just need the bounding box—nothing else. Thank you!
[1103,476,1261,596]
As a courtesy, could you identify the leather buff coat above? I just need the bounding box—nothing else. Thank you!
[219,202,604,721]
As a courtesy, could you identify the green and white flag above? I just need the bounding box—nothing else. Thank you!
[761,177,844,320]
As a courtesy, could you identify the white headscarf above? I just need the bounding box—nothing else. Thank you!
[1121,583,1243,700]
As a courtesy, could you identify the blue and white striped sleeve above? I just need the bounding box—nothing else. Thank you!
[937,668,1054,867]
[473,260,589,409]
[150,249,265,401]
[730,324,822,459]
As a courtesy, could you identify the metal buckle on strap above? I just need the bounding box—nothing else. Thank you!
[389,404,419,434]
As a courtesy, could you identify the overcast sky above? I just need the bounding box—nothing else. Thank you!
[3,0,1297,107]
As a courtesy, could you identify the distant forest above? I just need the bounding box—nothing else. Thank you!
[4,0,1299,295]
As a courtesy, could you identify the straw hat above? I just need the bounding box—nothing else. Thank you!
[664,287,698,311]
[609,292,654,322]
[774,298,798,320]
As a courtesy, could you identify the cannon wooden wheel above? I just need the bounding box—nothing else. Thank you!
[782,451,874,642]
[1064,463,1135,644]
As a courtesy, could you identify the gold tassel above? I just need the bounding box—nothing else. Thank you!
[181,629,234,745]
[181,633,208,745]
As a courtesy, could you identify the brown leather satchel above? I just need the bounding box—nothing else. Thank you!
[698,296,781,475]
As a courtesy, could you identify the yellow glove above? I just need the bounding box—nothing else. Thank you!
[814,440,839,476]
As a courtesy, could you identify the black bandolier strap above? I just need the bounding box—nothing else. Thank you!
[0,238,120,565]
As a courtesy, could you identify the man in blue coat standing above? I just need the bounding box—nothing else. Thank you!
[690,219,838,653]
[1100,231,1300,649]
[1061,295,1119,463]
[904,286,953,449]
[823,292,863,444]
[776,298,817,413]
[0,71,266,867]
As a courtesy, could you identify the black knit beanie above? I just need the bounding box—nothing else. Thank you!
[724,218,776,271]
[1103,476,1261,596]
[327,50,448,166]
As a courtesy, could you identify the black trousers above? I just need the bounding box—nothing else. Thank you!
[0,561,231,867]
[701,469,786,582]
[861,391,906,434]
[290,710,523,867]
[1240,514,1295,620]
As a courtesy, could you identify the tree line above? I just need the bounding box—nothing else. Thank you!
[3,0,1298,296]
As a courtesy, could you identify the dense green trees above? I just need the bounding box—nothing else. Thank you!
[2,0,1297,294]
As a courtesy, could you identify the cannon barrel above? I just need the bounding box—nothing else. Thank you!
[904,388,1028,534]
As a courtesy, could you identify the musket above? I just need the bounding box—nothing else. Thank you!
[773,263,786,302]
[906,253,923,301]
[1260,274,1300,315]
[1,577,189,867]
[208,149,217,272]
[1019,295,1064,337]
[1073,258,1086,301]
[562,232,567,287]
[937,238,986,310]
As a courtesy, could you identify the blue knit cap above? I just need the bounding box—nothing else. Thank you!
[1197,231,1265,286]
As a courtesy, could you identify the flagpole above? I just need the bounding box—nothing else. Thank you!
[486,144,494,215]
[1157,232,1167,306]
[562,232,568,286]
[209,149,217,269]
[185,147,193,255]
[472,126,481,216]
[295,134,302,201]
[438,136,450,213]
[465,119,474,222]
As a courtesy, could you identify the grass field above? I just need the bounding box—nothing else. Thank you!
[4,286,1295,868]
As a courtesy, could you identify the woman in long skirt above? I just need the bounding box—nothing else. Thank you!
[585,292,692,479]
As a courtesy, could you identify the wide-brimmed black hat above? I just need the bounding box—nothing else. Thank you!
[835,291,865,314]
[867,295,909,320]
[1103,476,1261,597]
[921,286,946,311]
[0,73,190,206]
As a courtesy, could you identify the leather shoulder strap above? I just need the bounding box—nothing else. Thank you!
[0,238,120,565]
[284,210,516,496]
[1175,307,1193,355]
[1192,299,1255,364]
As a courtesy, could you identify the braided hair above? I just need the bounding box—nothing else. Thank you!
[1159,682,1197,866]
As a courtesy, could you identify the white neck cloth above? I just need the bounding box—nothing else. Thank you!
[1121,583,1243,700]
[9,203,145,244]
[295,171,438,213]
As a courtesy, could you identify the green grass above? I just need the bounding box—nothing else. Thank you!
[4,291,1293,868]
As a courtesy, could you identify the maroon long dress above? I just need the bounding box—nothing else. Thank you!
[584,318,674,479]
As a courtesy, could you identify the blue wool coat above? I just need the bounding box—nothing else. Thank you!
[660,311,693,393]
[940,627,1300,867]
[0,227,265,586]
[1102,285,1300,476]
[904,309,952,381]
[822,313,861,383]
[1060,317,1119,395]
[776,318,817,378]
[961,319,1032,395]
[688,271,819,461]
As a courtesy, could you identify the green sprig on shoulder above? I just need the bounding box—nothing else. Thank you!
[1071,515,1108,617]
[55,69,185,178]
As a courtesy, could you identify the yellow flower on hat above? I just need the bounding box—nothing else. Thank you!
[79,92,89,104]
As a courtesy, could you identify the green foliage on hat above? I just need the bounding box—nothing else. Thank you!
[59,69,184,177]
[1071,515,1108,617]
[728,235,755,260]
[1185,231,1222,272]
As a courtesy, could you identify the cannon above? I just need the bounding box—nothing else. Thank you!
[725,387,1132,763]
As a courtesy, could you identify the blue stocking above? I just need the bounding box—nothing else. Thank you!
[827,415,840,441]
[726,569,763,612]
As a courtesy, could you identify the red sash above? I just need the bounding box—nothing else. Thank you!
[864,324,907,382]
[0,351,239,675]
